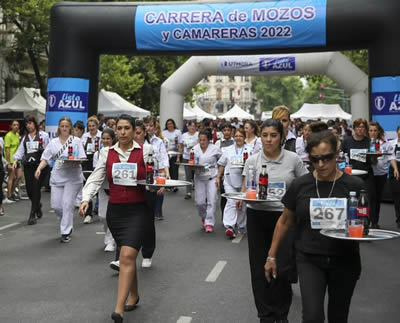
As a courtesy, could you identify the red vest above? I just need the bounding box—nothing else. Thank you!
[106,146,146,204]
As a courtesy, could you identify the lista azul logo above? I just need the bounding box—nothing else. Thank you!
[47,92,88,112]
[259,57,295,72]
[373,92,400,114]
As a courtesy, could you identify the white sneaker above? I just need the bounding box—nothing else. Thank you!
[83,215,93,224]
[3,198,16,204]
[104,243,116,252]
[142,258,152,268]
[110,260,120,272]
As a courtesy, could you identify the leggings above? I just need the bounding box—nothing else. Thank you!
[23,164,44,213]
[296,251,361,323]
[367,174,387,225]
[169,156,179,180]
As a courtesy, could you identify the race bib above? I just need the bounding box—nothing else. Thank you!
[350,149,367,163]
[267,182,286,200]
[112,163,137,186]
[309,198,347,230]
[86,143,95,154]
[184,137,197,152]
[198,163,211,178]
[26,141,39,154]
[230,154,244,167]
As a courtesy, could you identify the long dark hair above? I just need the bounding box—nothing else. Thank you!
[164,118,176,130]
[260,119,284,145]
[245,120,259,137]
[102,128,117,145]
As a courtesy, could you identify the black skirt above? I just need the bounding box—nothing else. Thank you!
[106,202,149,250]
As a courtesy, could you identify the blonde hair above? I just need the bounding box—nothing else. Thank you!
[155,121,164,140]
[272,105,291,120]
[56,116,73,136]
[87,115,99,127]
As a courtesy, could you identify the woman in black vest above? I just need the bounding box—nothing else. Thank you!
[12,115,49,224]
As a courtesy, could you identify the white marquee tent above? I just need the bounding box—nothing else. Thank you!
[191,104,216,121]
[0,88,46,121]
[291,103,352,121]
[220,104,254,120]
[183,104,197,120]
[98,89,150,118]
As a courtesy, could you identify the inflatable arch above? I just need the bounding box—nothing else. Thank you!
[46,0,400,137]
[160,52,368,128]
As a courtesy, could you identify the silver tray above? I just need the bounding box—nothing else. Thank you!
[137,179,192,188]
[360,152,392,156]
[351,169,368,176]
[57,158,88,162]
[167,151,182,156]
[320,229,400,241]
[176,162,205,168]
[222,192,280,203]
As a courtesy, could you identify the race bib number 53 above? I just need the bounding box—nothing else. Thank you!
[309,198,347,230]
[112,163,137,186]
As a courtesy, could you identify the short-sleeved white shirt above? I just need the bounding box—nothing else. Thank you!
[162,129,182,152]
[193,143,222,179]
[181,132,198,160]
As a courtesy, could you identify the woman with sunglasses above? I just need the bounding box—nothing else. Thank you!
[237,119,307,323]
[265,128,366,323]
[80,115,153,322]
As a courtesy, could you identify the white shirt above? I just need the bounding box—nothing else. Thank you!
[13,131,50,161]
[181,132,198,160]
[193,143,222,179]
[82,130,102,155]
[162,129,182,152]
[296,136,308,160]
[82,141,153,202]
[371,139,395,176]
[243,149,308,211]
[218,144,246,188]
[41,136,86,186]
[245,136,262,156]
[148,135,169,169]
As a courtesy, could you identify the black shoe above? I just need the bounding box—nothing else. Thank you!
[124,296,140,312]
[36,209,43,219]
[111,312,123,323]
[60,235,71,243]
[27,212,37,225]
[173,187,178,193]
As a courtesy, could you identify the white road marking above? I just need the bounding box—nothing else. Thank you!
[177,316,192,323]
[205,260,227,282]
[96,232,105,235]
[0,223,20,231]
[232,233,244,244]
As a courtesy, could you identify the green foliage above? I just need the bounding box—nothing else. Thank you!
[252,76,305,112]
[0,0,56,96]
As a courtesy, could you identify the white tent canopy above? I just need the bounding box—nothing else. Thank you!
[291,103,352,121]
[220,104,254,120]
[98,89,150,118]
[183,107,197,120]
[0,88,46,121]
[191,104,216,121]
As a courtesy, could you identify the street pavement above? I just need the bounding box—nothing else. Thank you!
[0,184,400,323]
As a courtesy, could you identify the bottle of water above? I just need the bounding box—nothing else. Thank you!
[247,166,256,190]
[369,139,376,152]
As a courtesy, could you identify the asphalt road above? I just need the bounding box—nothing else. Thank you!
[0,185,399,323]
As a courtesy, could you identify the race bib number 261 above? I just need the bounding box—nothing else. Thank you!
[112,163,137,186]
[309,198,347,230]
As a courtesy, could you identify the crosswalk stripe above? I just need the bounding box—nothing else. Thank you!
[205,260,227,282]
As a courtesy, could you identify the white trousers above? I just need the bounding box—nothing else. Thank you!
[195,176,218,226]
[51,183,82,235]
[223,182,246,229]
[98,188,115,246]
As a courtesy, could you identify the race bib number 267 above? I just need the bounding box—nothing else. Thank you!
[309,198,347,230]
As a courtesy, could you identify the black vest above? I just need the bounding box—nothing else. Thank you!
[389,143,400,178]
[22,133,43,165]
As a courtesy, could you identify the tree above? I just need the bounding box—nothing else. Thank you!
[0,0,55,97]
[252,76,305,112]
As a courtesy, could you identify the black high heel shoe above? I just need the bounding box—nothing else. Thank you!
[27,211,37,225]
[111,312,123,322]
[124,296,140,312]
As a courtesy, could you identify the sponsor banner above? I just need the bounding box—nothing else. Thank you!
[45,77,89,138]
[135,0,327,51]
[218,55,296,74]
[371,76,400,133]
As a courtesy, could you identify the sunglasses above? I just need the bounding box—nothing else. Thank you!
[309,153,336,163]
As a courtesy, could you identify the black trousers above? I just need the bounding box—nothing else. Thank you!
[169,156,179,180]
[142,191,156,259]
[296,251,361,323]
[247,208,294,323]
[24,164,44,213]
[390,177,400,223]
[367,174,387,225]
